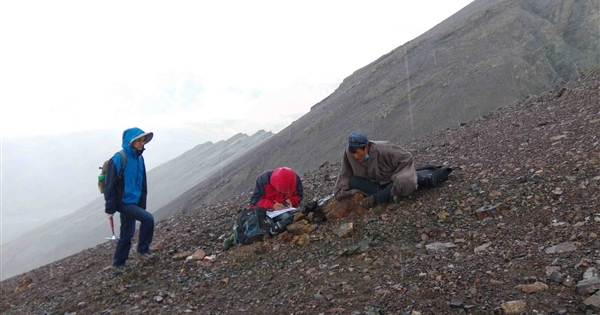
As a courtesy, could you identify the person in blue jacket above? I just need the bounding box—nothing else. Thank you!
[104,127,156,274]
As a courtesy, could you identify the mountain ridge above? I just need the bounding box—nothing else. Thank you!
[155,0,599,217]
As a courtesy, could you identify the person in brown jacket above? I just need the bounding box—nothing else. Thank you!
[333,132,418,208]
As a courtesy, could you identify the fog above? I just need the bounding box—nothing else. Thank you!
[1,124,283,244]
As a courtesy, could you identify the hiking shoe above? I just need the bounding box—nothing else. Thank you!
[135,251,158,262]
[359,196,375,209]
[111,265,126,275]
[222,234,235,251]
[392,195,401,203]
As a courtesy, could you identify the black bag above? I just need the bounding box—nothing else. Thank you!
[234,207,274,245]
[416,165,453,188]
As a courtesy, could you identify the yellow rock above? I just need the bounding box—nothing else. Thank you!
[522,281,548,293]
[501,300,526,314]
[297,234,310,246]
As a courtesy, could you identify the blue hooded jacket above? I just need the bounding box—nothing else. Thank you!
[104,127,149,213]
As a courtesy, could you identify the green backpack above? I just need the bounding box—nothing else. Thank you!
[98,151,126,194]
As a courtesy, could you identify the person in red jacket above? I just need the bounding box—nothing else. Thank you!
[222,167,303,250]
[249,167,303,210]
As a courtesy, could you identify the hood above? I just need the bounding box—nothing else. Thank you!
[270,167,296,193]
[121,127,152,152]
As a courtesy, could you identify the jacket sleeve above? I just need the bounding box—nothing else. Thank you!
[289,173,303,207]
[104,159,119,214]
[384,146,417,196]
[138,161,148,210]
[250,172,268,208]
[333,151,353,199]
[255,197,275,209]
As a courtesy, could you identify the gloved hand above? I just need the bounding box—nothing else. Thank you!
[105,202,117,215]
[106,213,113,218]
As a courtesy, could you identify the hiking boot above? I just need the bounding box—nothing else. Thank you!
[359,196,375,209]
[222,234,235,251]
[135,251,158,262]
[111,265,126,275]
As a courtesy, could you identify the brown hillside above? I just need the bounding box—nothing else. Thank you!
[155,0,599,219]
[2,64,598,314]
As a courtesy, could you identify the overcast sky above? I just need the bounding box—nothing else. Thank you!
[0,0,473,141]
[1,1,475,244]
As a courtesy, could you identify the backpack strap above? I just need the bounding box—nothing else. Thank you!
[118,150,126,179]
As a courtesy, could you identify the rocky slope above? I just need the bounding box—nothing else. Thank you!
[1,66,598,314]
[158,0,600,214]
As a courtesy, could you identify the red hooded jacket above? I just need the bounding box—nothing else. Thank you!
[249,167,303,209]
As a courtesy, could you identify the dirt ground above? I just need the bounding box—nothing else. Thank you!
[1,67,599,314]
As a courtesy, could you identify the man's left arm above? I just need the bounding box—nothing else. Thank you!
[334,151,354,199]
[382,146,413,178]
[384,146,417,196]
[138,161,148,210]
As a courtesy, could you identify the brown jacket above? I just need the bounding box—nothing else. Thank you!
[334,141,417,199]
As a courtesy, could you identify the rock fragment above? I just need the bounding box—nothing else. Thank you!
[335,222,354,237]
[475,204,501,220]
[501,300,526,314]
[548,271,565,283]
[425,242,457,251]
[576,277,600,295]
[522,281,548,293]
[545,242,577,254]
[449,298,463,308]
[582,292,600,312]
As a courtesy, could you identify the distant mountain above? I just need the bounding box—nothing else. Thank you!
[149,130,273,221]
[1,126,229,244]
[0,130,272,280]
[156,0,599,214]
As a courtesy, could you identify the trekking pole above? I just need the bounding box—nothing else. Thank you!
[106,216,118,240]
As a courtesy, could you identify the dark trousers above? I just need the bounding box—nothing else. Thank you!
[113,203,154,266]
[272,211,293,223]
[349,176,393,204]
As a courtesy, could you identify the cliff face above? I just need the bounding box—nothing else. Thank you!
[157,0,599,213]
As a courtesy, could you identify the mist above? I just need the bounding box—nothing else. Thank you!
[1,122,289,244]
